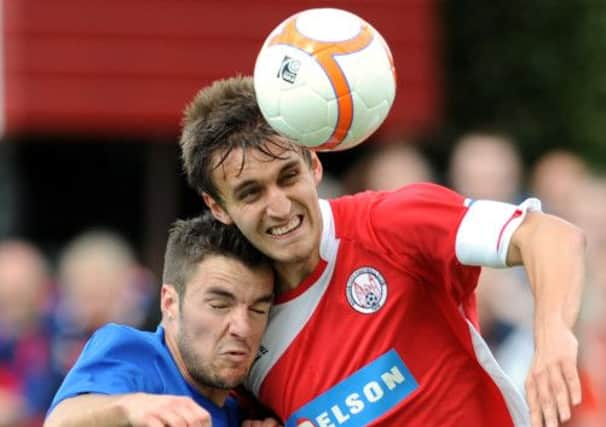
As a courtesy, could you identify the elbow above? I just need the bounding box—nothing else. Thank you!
[566,221,587,253]
[543,214,587,252]
[44,417,72,427]
[44,407,69,427]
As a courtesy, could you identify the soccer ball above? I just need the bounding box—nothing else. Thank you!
[253,8,396,151]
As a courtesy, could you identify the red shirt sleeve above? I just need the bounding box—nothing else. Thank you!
[331,183,480,305]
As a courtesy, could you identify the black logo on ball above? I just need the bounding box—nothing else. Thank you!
[277,56,301,84]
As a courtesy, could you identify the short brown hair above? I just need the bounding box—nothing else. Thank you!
[179,75,311,204]
[162,211,270,297]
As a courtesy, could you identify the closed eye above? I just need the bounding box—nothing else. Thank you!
[207,296,234,310]
[279,169,299,185]
[249,303,271,315]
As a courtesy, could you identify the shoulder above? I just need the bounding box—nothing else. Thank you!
[331,183,462,213]
[48,325,167,413]
[83,323,162,360]
[329,183,465,234]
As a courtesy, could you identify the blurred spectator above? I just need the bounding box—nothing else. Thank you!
[529,149,590,219]
[0,240,57,427]
[566,175,606,426]
[448,131,523,202]
[51,230,155,379]
[317,171,346,199]
[345,141,434,193]
[448,131,533,392]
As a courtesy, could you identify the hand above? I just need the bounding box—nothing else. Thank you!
[242,418,282,427]
[526,322,582,427]
[116,393,212,427]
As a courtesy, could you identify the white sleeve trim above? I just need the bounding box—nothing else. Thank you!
[455,198,542,268]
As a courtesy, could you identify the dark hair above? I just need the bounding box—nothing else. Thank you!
[179,75,312,205]
[162,211,270,297]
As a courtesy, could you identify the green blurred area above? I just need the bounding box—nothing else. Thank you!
[444,0,606,169]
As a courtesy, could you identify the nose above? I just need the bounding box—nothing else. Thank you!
[228,306,254,339]
[266,186,292,219]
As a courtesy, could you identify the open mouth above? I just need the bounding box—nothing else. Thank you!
[223,350,249,363]
[267,215,303,236]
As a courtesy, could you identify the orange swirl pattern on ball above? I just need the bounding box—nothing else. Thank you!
[269,17,374,149]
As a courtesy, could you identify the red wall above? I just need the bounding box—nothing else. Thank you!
[3,0,441,138]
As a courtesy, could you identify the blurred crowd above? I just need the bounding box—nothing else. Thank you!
[1,134,605,426]
[0,230,156,427]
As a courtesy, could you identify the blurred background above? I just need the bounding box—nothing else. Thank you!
[1,0,605,425]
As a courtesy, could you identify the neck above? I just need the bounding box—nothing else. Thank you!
[274,248,321,294]
[163,322,228,407]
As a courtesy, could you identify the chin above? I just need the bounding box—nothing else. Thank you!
[272,251,307,265]
[219,374,248,389]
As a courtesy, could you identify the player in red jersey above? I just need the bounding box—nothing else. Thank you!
[179,76,585,427]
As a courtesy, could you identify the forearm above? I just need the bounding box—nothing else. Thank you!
[505,212,585,425]
[513,213,585,332]
[45,392,211,427]
[44,394,130,427]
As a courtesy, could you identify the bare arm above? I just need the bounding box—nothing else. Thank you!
[507,212,586,427]
[44,393,212,427]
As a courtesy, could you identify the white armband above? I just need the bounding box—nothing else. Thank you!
[455,198,542,267]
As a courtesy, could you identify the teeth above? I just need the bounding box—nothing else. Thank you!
[269,217,301,236]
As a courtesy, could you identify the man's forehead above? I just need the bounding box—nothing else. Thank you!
[188,256,273,298]
[187,256,238,289]
[215,143,303,180]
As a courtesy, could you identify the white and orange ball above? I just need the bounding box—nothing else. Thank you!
[253,8,397,151]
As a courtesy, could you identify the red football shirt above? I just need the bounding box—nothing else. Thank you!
[247,183,530,426]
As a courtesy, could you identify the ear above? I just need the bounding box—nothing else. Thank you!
[160,284,179,321]
[310,151,324,186]
[202,192,234,225]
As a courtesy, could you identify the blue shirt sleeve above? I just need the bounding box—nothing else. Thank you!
[48,324,155,413]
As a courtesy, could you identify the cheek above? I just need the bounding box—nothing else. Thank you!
[298,177,320,199]
[231,207,265,234]
[231,219,259,244]
[182,312,218,342]
[253,317,270,339]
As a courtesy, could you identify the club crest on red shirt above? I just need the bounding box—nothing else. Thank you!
[346,267,387,314]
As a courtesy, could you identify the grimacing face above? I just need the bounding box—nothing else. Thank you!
[203,141,324,275]
[166,255,273,391]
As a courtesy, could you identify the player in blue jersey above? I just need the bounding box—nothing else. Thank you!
[44,213,278,427]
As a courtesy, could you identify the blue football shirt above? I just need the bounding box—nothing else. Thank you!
[48,323,241,427]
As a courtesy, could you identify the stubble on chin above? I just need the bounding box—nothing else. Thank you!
[178,333,247,390]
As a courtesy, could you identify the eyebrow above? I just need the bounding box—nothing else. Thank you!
[253,292,275,305]
[205,288,236,300]
[232,159,301,195]
[205,287,274,305]
[233,180,259,197]
[279,159,301,174]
